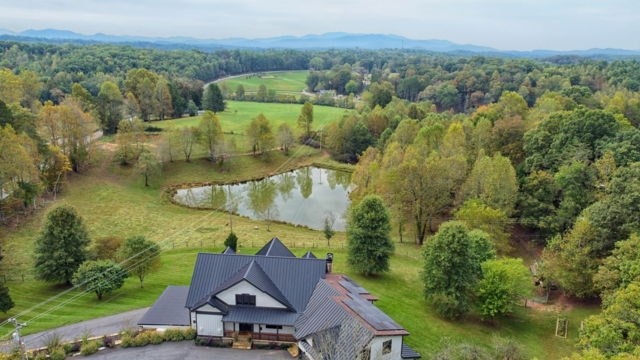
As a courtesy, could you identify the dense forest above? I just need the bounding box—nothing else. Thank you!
[2,41,640,358]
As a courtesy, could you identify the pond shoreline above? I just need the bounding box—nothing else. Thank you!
[166,163,353,231]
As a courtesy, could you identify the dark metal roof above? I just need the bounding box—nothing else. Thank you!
[222,247,236,255]
[295,280,349,339]
[296,275,408,339]
[301,251,317,259]
[186,252,326,312]
[223,306,299,326]
[138,286,190,327]
[255,237,296,257]
[402,343,422,359]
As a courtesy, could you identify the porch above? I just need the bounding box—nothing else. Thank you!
[224,330,296,343]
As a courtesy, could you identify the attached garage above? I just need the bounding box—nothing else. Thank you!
[196,313,223,336]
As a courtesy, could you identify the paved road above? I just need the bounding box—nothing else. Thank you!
[22,308,148,350]
[86,341,291,359]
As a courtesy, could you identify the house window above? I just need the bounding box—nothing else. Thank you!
[235,293,256,306]
[265,324,282,330]
[382,339,392,354]
[359,348,371,360]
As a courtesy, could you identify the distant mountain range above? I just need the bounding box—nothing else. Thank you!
[1,28,639,58]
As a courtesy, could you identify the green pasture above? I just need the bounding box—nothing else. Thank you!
[151,101,349,151]
[217,71,308,95]
[0,143,598,358]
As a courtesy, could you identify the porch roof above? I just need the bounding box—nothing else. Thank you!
[223,306,299,326]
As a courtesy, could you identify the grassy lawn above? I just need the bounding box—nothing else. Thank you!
[150,100,350,151]
[153,100,349,133]
[218,71,309,96]
[0,143,598,358]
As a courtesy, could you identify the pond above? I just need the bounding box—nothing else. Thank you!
[173,167,352,231]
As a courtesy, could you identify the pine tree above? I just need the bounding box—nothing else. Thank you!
[203,83,225,113]
[34,205,90,284]
[347,195,394,276]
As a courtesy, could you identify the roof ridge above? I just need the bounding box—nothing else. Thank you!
[244,260,255,278]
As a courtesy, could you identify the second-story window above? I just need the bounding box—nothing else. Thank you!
[236,293,256,306]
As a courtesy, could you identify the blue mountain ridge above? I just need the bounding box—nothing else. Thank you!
[2,28,639,57]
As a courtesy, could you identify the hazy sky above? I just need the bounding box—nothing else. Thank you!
[0,0,638,50]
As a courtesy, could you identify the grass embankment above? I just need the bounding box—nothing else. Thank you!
[151,101,350,150]
[0,146,597,358]
[217,71,309,96]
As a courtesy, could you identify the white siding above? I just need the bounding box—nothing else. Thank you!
[196,313,223,336]
[224,322,235,332]
[367,336,403,360]
[196,304,220,313]
[216,280,287,309]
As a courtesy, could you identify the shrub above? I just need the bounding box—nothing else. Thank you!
[44,333,62,350]
[33,352,48,360]
[80,341,99,356]
[149,331,164,345]
[164,329,185,342]
[132,332,151,347]
[183,328,197,340]
[120,334,134,348]
[144,126,164,133]
[49,347,67,360]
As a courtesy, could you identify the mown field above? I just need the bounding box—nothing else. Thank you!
[216,70,309,96]
[0,141,597,358]
[152,100,350,151]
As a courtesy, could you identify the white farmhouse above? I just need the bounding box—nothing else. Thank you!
[139,237,420,359]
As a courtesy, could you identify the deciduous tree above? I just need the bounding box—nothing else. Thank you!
[422,221,494,319]
[136,149,161,187]
[198,111,223,162]
[246,113,274,156]
[120,236,161,288]
[277,123,295,154]
[96,81,123,135]
[72,260,127,300]
[297,101,313,139]
[476,258,532,319]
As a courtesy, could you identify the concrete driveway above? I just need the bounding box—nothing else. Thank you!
[86,341,291,359]
[22,308,148,350]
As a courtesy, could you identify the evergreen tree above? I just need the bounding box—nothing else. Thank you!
[203,83,225,113]
[34,205,90,284]
[224,232,238,252]
[0,284,13,313]
[347,195,394,276]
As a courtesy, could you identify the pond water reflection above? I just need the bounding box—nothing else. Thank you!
[173,167,352,230]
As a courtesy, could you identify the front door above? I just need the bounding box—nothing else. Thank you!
[239,323,253,333]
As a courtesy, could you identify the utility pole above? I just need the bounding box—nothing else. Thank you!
[9,317,27,360]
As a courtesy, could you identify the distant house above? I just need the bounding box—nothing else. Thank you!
[139,238,420,359]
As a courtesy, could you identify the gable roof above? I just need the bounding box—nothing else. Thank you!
[138,286,190,327]
[206,260,294,310]
[222,247,236,255]
[301,251,317,259]
[186,252,326,312]
[296,274,408,339]
[255,237,296,257]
